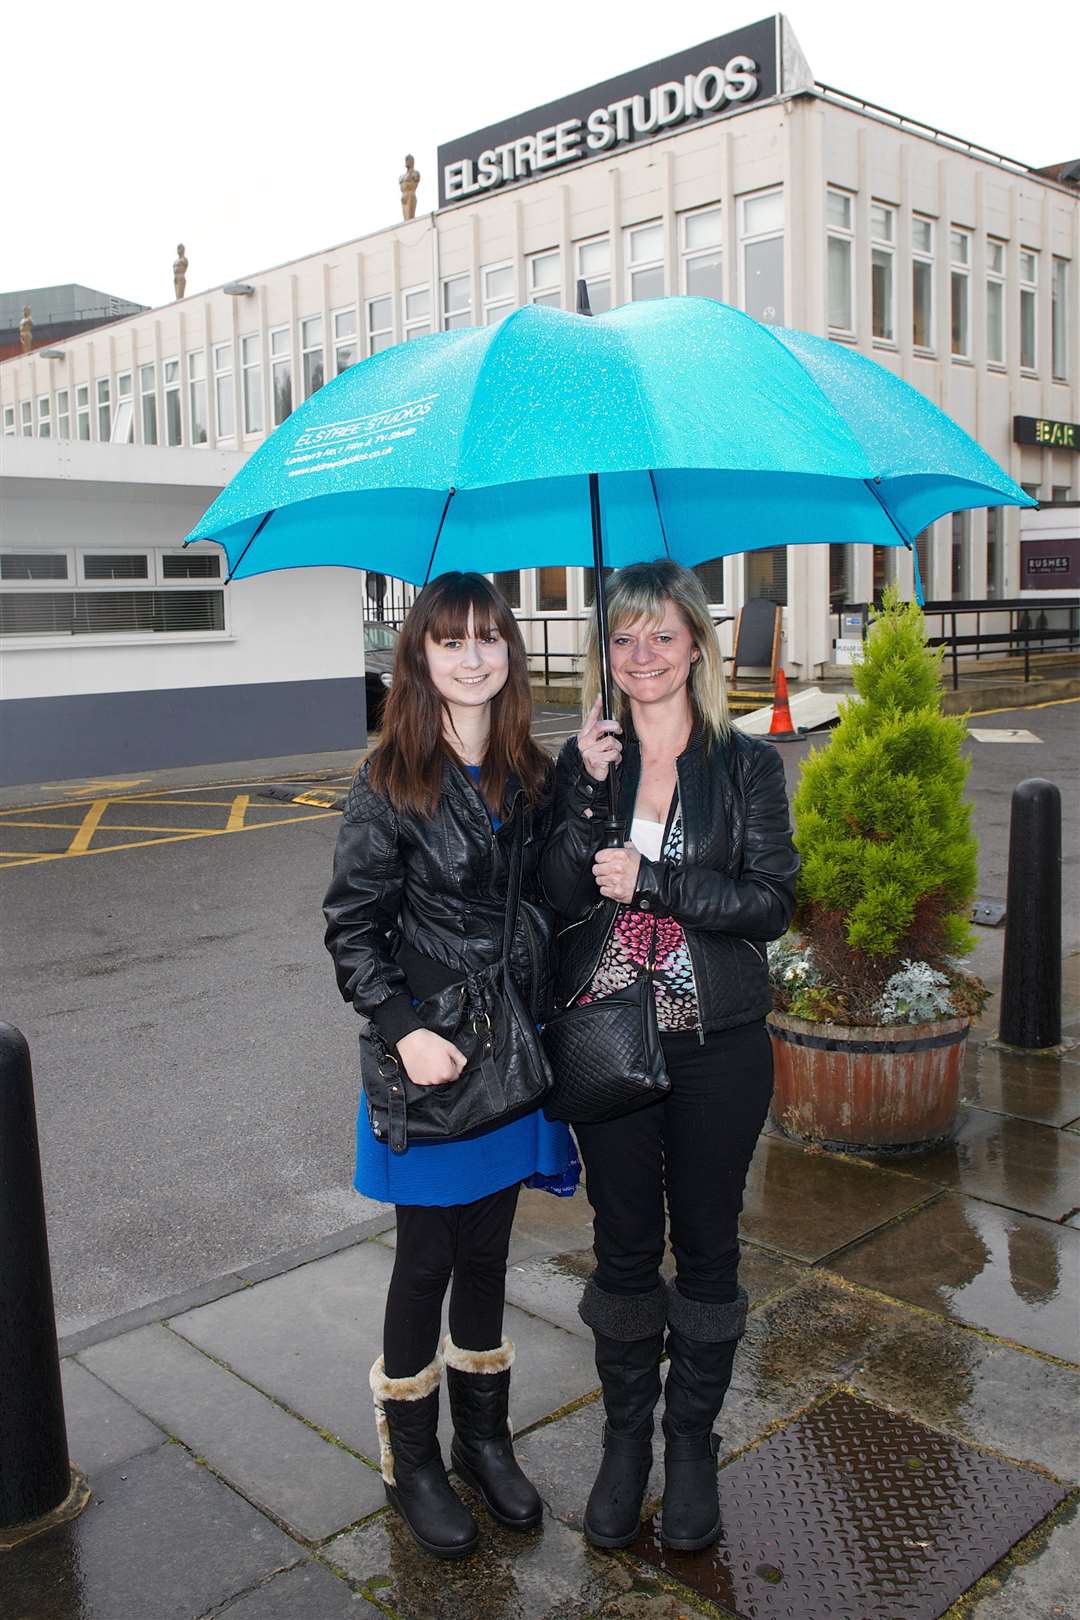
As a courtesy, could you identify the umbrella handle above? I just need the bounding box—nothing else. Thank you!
[588,472,625,847]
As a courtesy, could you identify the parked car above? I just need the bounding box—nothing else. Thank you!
[363,620,398,732]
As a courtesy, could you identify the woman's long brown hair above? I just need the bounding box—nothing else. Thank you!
[367,572,550,818]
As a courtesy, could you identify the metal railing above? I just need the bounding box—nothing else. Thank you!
[834,597,1080,688]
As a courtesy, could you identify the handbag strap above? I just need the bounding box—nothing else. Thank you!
[501,796,526,972]
[640,786,679,979]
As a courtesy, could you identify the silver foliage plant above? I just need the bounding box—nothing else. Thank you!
[768,938,953,1026]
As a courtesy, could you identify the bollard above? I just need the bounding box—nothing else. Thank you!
[0,1023,72,1529]
[999,780,1062,1049]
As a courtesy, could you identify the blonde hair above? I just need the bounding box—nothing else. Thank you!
[581,559,731,746]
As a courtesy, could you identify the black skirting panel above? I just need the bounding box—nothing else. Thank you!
[0,677,367,787]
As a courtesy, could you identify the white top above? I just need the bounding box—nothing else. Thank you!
[630,816,665,861]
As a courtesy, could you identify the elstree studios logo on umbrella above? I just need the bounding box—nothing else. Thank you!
[285,395,439,478]
[438,16,780,207]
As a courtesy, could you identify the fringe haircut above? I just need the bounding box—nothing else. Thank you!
[580,559,731,747]
[367,571,550,818]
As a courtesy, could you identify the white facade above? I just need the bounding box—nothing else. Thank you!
[2,21,1078,781]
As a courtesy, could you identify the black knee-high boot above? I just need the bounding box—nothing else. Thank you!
[444,1335,542,1530]
[370,1353,479,1560]
[661,1285,748,1552]
[578,1279,668,1550]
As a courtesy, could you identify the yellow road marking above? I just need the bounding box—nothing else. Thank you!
[966,694,1080,718]
[0,820,86,830]
[0,794,322,818]
[67,799,110,855]
[0,810,338,868]
[57,778,151,795]
[226,794,250,832]
[292,792,339,807]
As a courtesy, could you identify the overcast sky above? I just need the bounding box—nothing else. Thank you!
[8,0,1076,311]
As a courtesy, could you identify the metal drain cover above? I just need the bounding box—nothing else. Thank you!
[632,1390,1066,1619]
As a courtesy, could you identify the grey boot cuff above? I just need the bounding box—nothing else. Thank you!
[578,1278,668,1341]
[666,1283,748,1342]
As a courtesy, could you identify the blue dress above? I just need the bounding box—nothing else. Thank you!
[354,767,574,1208]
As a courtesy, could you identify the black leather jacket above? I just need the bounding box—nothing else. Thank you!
[540,728,798,1035]
[323,759,555,1048]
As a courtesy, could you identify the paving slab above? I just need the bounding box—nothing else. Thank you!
[503,1241,808,1342]
[738,1135,937,1262]
[965,1500,1080,1619]
[831,1194,1080,1361]
[169,1241,597,1463]
[202,1559,383,1618]
[851,1309,1080,1483]
[324,1504,634,1620]
[963,1042,1080,1127]
[79,1323,384,1541]
[898,1105,1080,1221]
[60,1357,164,1476]
[0,1443,299,1620]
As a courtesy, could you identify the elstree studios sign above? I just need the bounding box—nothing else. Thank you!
[438,17,779,208]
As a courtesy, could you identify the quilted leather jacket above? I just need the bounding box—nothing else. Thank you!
[540,727,798,1036]
[323,759,555,1048]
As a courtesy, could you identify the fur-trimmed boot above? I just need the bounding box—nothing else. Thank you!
[444,1336,542,1530]
[578,1278,668,1550]
[660,1285,748,1552]
[369,1353,479,1560]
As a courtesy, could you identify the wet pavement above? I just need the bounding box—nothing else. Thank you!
[2,965,1078,1617]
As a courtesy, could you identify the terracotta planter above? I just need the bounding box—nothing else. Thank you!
[767,1010,970,1155]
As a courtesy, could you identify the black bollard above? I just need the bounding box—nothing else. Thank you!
[0,1023,71,1527]
[999,780,1062,1049]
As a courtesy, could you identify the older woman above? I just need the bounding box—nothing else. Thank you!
[541,560,798,1553]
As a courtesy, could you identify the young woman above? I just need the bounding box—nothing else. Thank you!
[323,572,572,1559]
[541,560,798,1554]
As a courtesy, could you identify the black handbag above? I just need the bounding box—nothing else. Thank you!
[541,913,671,1125]
[360,802,552,1154]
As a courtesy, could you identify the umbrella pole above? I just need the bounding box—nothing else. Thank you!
[588,472,624,848]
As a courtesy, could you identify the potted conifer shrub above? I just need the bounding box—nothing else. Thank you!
[767,586,988,1154]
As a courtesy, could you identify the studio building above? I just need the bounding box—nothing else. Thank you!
[1,14,1077,785]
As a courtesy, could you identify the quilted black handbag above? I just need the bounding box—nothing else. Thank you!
[360,802,552,1154]
[541,916,670,1124]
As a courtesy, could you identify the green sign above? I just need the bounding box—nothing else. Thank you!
[1014,415,1079,451]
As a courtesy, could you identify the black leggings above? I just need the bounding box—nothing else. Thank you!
[383,1183,520,1377]
[574,1020,773,1305]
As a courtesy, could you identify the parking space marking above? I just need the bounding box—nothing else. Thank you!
[67,799,110,855]
[0,809,338,869]
[226,793,250,832]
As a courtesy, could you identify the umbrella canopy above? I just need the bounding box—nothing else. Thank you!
[184,298,1034,593]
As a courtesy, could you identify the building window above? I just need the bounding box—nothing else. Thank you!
[442,274,472,330]
[871,545,899,604]
[270,328,293,425]
[402,287,431,341]
[871,203,895,342]
[20,400,33,436]
[187,352,208,445]
[912,216,935,350]
[576,238,611,313]
[537,566,567,610]
[745,544,787,606]
[949,230,971,358]
[2,405,14,436]
[367,295,393,354]
[680,207,723,300]
[96,378,111,441]
[160,550,222,581]
[528,251,561,307]
[0,547,226,639]
[1,552,70,580]
[75,384,90,440]
[986,507,1003,599]
[986,239,1006,366]
[694,558,727,605]
[301,316,325,398]
[1020,250,1038,371]
[950,510,971,598]
[139,365,158,444]
[111,372,134,444]
[241,335,263,435]
[625,223,664,302]
[333,308,357,373]
[163,359,182,445]
[829,544,854,609]
[213,345,234,439]
[916,526,934,596]
[1052,258,1069,381]
[1051,484,1073,502]
[56,389,70,439]
[826,189,854,333]
[739,190,784,325]
[492,570,521,608]
[482,263,515,324]
[36,395,51,439]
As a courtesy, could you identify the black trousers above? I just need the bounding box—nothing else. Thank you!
[574,1020,773,1306]
[383,1183,520,1377]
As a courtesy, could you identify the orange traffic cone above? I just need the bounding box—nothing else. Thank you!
[767,668,802,742]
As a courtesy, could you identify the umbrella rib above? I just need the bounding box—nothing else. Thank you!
[423,488,457,584]
[225,509,275,584]
[863,478,925,606]
[647,470,672,558]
